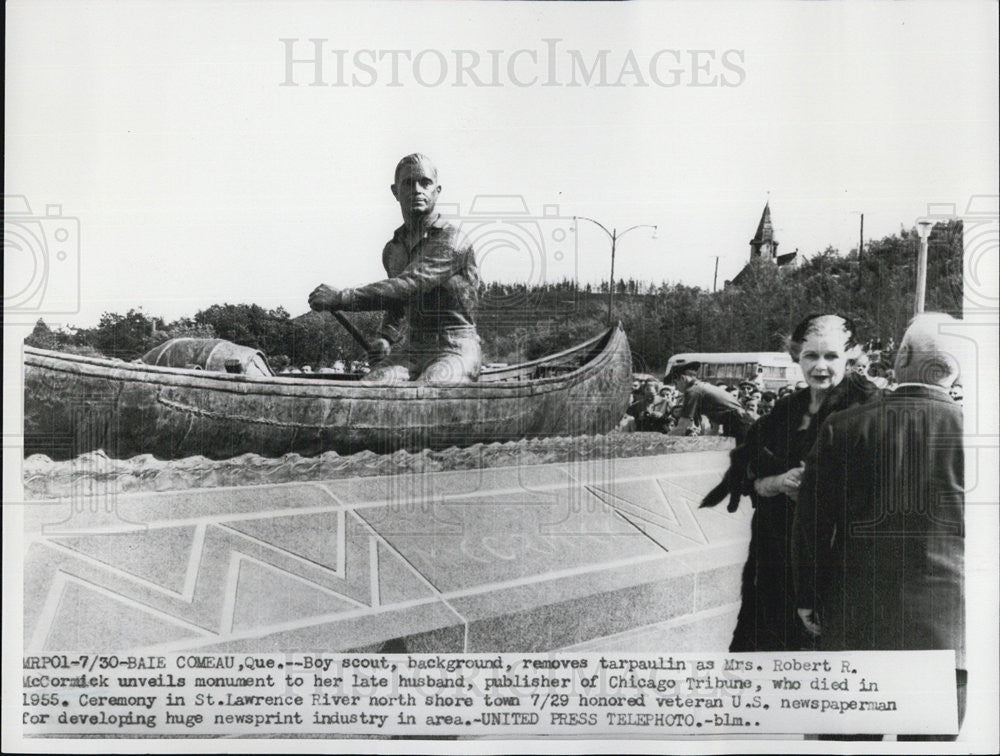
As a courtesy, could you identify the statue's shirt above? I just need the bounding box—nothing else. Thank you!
[345,214,479,345]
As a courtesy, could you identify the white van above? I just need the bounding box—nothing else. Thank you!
[664,352,804,391]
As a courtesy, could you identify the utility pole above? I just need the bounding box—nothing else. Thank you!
[712,256,720,292]
[859,213,864,262]
[608,229,617,325]
[574,216,658,326]
[851,210,865,261]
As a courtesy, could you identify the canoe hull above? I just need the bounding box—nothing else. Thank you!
[24,327,632,460]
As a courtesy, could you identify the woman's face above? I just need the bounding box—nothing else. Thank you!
[798,326,853,394]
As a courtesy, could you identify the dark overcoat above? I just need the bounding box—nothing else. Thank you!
[727,373,878,652]
[794,385,964,668]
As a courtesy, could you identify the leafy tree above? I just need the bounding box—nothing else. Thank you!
[91,309,159,359]
[25,319,58,350]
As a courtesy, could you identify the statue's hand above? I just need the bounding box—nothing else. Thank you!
[308,284,341,312]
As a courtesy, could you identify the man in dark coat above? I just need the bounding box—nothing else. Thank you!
[794,312,967,740]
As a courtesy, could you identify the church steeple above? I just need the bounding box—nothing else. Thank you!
[728,199,798,288]
[749,201,778,261]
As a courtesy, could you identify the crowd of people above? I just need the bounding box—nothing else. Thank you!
[623,354,962,438]
[625,373,799,435]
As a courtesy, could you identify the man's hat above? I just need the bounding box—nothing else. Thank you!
[738,380,757,389]
[664,361,700,382]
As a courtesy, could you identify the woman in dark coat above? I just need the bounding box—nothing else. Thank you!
[722,314,879,652]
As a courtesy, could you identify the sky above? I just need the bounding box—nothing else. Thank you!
[5,0,999,328]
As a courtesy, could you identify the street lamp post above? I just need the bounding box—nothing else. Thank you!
[914,220,933,315]
[574,216,658,325]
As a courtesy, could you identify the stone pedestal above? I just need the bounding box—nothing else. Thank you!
[22,450,749,653]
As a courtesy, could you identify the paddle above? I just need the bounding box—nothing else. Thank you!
[297,307,372,354]
[328,311,372,354]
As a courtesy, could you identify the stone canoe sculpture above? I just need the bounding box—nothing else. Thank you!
[23,325,632,461]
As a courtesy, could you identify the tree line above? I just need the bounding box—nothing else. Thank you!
[27,221,962,373]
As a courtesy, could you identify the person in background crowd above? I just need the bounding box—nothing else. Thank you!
[661,384,680,406]
[867,367,889,389]
[635,378,660,430]
[669,403,685,431]
[758,391,777,416]
[660,388,679,432]
[778,384,796,399]
[723,313,878,652]
[852,351,889,388]
[639,383,673,433]
[738,380,757,401]
[666,363,752,443]
[626,378,657,425]
[740,386,762,419]
[794,313,967,741]
[949,383,963,405]
[628,380,645,421]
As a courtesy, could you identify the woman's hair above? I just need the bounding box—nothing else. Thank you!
[785,313,860,362]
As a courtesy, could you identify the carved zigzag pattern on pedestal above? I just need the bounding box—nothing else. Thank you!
[25,512,381,652]
[583,477,722,549]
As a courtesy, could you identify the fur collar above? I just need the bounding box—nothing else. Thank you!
[770,371,879,429]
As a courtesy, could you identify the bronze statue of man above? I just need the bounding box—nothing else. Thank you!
[309,154,481,382]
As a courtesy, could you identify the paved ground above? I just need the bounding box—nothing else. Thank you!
[23,450,749,654]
